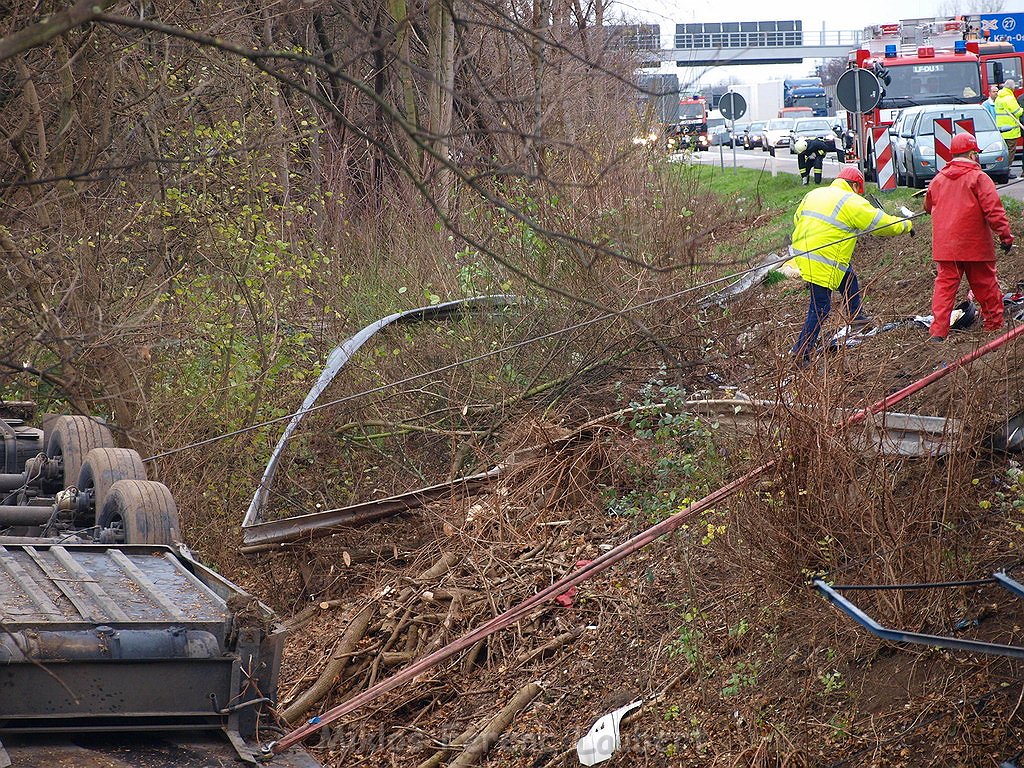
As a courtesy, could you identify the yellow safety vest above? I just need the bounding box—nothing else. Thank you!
[789,180,911,290]
[995,87,1023,141]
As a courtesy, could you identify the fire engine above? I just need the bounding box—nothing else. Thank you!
[846,17,1024,176]
[669,96,710,151]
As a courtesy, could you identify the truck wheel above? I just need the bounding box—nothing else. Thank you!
[78,448,147,516]
[98,479,181,545]
[46,416,114,490]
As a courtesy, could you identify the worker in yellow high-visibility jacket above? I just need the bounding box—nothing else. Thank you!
[995,79,1023,170]
[789,166,913,363]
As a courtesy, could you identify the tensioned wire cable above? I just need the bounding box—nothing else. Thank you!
[143,207,926,462]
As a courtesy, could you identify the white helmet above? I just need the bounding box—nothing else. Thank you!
[794,138,808,154]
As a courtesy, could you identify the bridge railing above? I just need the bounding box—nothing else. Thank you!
[674,29,862,50]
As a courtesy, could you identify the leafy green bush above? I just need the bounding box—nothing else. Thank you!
[606,369,723,522]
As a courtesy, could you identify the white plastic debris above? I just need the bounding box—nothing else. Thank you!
[898,205,914,218]
[576,700,643,766]
[779,261,802,279]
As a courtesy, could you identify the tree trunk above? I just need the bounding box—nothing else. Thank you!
[426,0,455,212]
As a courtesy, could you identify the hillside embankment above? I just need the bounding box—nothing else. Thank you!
[251,167,1024,767]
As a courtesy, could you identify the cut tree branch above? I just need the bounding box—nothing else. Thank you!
[0,0,118,62]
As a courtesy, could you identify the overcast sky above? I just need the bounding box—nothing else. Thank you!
[614,0,948,87]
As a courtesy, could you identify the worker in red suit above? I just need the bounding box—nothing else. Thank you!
[924,132,1014,341]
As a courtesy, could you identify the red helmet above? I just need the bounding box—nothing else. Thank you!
[836,165,865,194]
[950,132,980,155]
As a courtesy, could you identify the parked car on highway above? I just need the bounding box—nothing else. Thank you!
[762,118,795,153]
[788,117,839,154]
[744,121,766,149]
[888,104,1009,187]
[709,125,733,146]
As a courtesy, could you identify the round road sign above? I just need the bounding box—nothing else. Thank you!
[835,69,882,114]
[720,92,747,121]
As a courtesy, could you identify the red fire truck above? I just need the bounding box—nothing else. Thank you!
[846,17,1024,175]
[669,96,710,151]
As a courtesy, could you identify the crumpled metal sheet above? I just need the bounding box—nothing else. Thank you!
[826,320,906,350]
[697,253,782,308]
[241,295,519,542]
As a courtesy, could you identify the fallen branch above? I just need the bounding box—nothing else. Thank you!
[283,598,346,633]
[448,681,543,768]
[414,714,487,768]
[462,638,486,673]
[280,604,374,724]
[516,628,583,666]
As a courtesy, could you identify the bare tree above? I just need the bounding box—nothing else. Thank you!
[935,0,1007,15]
[0,0,719,451]
[815,57,847,87]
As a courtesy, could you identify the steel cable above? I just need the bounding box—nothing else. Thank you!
[145,210,927,463]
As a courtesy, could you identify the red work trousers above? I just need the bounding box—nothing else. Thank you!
[930,260,1004,339]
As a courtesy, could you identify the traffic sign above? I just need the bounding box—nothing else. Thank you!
[835,69,882,114]
[981,14,1024,53]
[719,92,747,121]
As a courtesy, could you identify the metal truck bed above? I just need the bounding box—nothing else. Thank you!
[0,544,229,635]
[0,732,322,768]
[0,543,295,765]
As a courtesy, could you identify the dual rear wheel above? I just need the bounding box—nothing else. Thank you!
[45,416,181,545]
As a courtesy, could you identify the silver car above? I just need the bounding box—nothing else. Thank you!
[888,105,1010,188]
[709,125,733,146]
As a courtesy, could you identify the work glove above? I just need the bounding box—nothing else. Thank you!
[1002,240,1014,254]
[906,221,915,237]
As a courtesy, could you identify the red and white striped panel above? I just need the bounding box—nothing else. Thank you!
[955,118,976,142]
[935,118,976,173]
[871,126,896,191]
[934,118,953,171]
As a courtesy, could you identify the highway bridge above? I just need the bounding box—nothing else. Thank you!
[616,22,863,66]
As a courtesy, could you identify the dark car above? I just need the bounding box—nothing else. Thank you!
[744,121,766,149]
[788,117,839,154]
[731,121,753,148]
